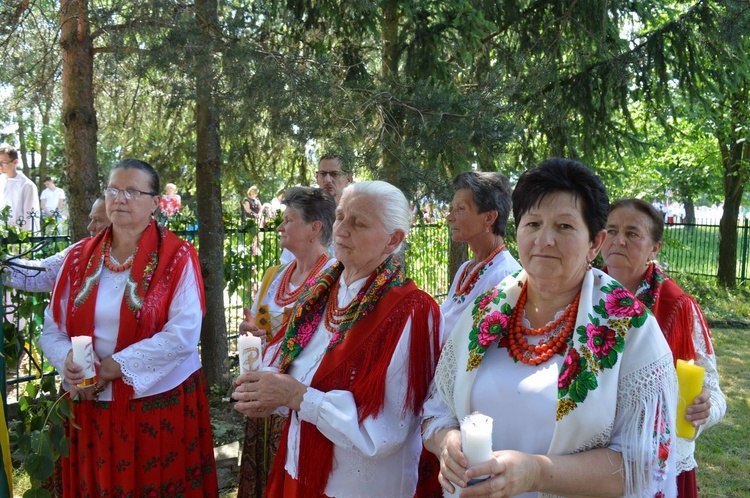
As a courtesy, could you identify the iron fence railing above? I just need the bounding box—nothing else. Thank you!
[2,219,748,400]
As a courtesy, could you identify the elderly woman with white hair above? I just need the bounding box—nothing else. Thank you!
[232,180,442,497]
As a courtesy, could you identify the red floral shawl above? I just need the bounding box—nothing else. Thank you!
[51,221,205,403]
[266,260,441,496]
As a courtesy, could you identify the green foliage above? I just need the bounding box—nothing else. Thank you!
[9,376,73,496]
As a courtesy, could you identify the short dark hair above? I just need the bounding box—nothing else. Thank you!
[609,198,665,243]
[0,145,18,161]
[282,187,337,247]
[452,171,512,236]
[318,154,351,176]
[111,159,160,195]
[44,177,53,183]
[512,158,609,241]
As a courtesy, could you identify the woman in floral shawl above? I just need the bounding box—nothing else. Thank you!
[235,186,336,498]
[603,198,725,498]
[232,181,442,497]
[40,159,218,496]
[422,158,678,497]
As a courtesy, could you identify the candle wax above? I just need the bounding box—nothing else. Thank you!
[238,334,262,374]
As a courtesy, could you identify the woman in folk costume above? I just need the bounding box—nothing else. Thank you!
[236,186,336,498]
[602,198,726,498]
[40,159,218,496]
[442,171,521,340]
[422,158,679,498]
[232,181,442,497]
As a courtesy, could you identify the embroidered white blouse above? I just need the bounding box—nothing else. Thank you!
[441,249,520,342]
[39,255,203,401]
[263,275,442,498]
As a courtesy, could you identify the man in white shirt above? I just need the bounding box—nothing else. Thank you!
[40,177,66,219]
[0,144,40,233]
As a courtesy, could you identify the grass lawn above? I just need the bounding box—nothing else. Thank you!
[695,326,750,497]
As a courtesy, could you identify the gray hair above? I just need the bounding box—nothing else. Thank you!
[452,171,512,236]
[341,181,411,252]
[282,186,336,247]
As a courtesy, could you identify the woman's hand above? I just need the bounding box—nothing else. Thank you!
[98,357,123,383]
[437,428,469,494]
[459,450,541,497]
[686,388,712,428]
[232,371,307,417]
[239,308,264,339]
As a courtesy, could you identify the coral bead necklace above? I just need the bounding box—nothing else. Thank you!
[274,254,329,307]
[324,278,358,333]
[507,284,580,365]
[103,240,134,273]
[454,244,505,296]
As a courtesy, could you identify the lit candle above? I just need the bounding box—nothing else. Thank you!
[71,336,96,386]
[238,334,262,374]
[675,358,705,439]
[460,412,494,484]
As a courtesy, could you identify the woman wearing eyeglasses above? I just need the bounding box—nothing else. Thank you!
[40,159,218,496]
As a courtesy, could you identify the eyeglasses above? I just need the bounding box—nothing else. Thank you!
[316,170,347,180]
[104,187,157,200]
[0,161,12,166]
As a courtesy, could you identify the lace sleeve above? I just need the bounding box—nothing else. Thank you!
[690,302,726,434]
[422,338,460,442]
[2,248,69,293]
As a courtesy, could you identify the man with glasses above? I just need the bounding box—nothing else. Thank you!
[315,155,352,205]
[279,155,352,265]
[0,144,40,233]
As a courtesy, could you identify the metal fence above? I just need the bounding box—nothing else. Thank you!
[2,219,748,400]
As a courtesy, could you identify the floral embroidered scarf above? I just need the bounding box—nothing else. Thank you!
[274,255,405,372]
[433,268,678,497]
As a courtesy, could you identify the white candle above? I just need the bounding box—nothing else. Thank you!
[461,412,494,481]
[71,336,96,382]
[238,334,262,374]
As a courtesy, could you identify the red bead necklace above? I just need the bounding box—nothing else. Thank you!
[274,254,329,307]
[324,278,357,333]
[103,241,134,273]
[454,244,505,296]
[506,284,580,365]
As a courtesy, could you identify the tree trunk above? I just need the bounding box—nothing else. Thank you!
[380,0,404,187]
[59,0,99,242]
[195,0,229,389]
[716,89,750,288]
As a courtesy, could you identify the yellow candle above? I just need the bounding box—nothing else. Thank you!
[675,359,705,439]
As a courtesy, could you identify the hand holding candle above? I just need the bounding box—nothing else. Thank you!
[238,334,262,374]
[71,336,97,386]
[676,359,705,439]
[460,412,494,484]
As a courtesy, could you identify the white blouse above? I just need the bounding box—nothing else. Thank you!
[265,275,439,498]
[441,249,520,342]
[40,256,203,400]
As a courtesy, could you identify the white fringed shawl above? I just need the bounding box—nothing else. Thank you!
[427,268,678,498]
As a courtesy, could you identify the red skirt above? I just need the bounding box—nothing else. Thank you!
[63,370,218,497]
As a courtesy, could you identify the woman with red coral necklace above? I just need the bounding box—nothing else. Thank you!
[603,198,725,498]
[442,171,520,342]
[423,159,679,498]
[40,159,218,496]
[235,186,336,498]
